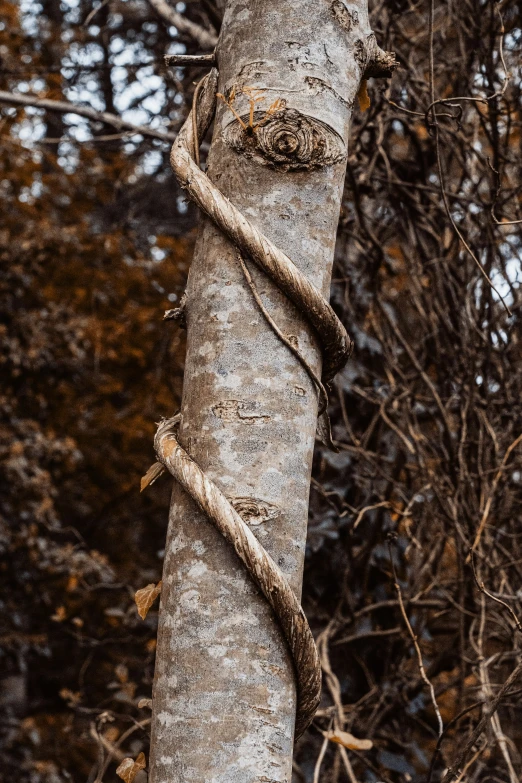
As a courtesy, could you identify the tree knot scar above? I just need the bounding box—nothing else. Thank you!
[212,399,271,425]
[230,497,280,526]
[224,107,346,171]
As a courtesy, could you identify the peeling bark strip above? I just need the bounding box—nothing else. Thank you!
[149,3,394,782]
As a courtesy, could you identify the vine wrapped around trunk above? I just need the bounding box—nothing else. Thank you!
[148,3,395,781]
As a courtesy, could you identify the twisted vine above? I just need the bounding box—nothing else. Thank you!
[152,417,321,738]
[149,68,353,738]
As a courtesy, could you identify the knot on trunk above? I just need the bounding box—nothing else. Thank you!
[163,292,187,328]
[224,108,346,171]
[230,496,280,526]
[363,34,398,79]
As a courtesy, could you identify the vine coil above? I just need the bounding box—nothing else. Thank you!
[150,68,352,738]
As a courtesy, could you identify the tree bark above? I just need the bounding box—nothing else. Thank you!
[149,2,389,781]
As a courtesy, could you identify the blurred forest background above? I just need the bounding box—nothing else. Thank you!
[1,0,522,781]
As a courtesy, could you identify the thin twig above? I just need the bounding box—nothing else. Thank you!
[441,658,522,782]
[165,53,216,67]
[84,0,110,27]
[387,539,444,737]
[237,254,329,416]
[471,433,522,553]
[470,549,522,634]
[312,732,330,783]
[147,0,217,49]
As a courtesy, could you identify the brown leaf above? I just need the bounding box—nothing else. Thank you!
[51,605,66,622]
[135,581,162,620]
[116,752,146,783]
[103,726,120,743]
[357,79,371,112]
[115,663,128,684]
[140,461,165,492]
[59,688,82,707]
[138,698,153,710]
[325,729,373,751]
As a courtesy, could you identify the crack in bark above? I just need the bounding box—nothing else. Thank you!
[304,76,354,110]
[212,399,272,424]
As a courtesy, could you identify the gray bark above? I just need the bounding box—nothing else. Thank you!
[149,2,384,781]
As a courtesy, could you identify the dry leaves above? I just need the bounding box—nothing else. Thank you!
[134,581,162,620]
[116,752,146,783]
[325,729,373,751]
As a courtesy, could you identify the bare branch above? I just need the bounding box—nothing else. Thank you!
[442,659,522,782]
[0,90,176,142]
[388,539,444,737]
[470,550,522,634]
[147,0,217,49]
[471,433,522,553]
[164,53,216,67]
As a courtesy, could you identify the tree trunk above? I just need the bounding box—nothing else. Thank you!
[149,2,390,780]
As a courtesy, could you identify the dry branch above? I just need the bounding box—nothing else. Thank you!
[0,90,176,142]
[147,0,217,49]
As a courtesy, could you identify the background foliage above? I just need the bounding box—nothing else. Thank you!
[1,1,521,782]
